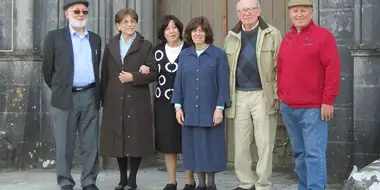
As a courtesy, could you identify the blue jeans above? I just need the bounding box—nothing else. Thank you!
[280,102,328,190]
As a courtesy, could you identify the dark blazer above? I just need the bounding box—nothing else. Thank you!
[42,28,102,110]
[99,32,158,157]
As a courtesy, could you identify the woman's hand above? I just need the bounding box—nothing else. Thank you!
[213,108,223,126]
[139,65,150,74]
[119,71,133,83]
[175,108,184,126]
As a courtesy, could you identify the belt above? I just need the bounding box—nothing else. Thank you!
[72,83,95,92]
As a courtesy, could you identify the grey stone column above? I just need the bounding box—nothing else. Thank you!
[351,0,380,169]
[351,45,380,167]
[0,0,44,169]
[14,0,34,53]
[316,0,355,185]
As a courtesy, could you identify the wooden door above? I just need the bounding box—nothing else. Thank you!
[156,0,294,170]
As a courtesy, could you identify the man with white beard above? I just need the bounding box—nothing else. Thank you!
[42,1,102,190]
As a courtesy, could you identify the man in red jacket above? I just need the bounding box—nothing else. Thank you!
[277,0,340,189]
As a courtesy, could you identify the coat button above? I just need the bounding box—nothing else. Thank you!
[196,105,198,107]
[128,116,130,118]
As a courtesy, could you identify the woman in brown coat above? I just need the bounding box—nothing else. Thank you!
[99,8,157,190]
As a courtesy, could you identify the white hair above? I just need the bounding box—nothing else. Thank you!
[236,0,261,8]
[256,0,261,8]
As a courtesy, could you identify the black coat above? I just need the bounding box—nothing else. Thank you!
[42,28,102,110]
[99,32,158,157]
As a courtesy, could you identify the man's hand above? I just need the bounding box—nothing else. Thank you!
[321,104,334,121]
[139,65,150,74]
[213,108,223,126]
[175,109,184,126]
[119,71,133,83]
[272,99,280,110]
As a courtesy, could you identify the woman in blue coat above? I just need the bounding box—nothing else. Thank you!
[171,16,231,190]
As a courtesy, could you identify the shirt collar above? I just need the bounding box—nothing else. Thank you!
[120,32,137,45]
[242,21,259,32]
[69,24,88,37]
[188,44,212,57]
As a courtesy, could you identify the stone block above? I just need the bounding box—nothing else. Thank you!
[327,142,353,183]
[328,107,353,142]
[319,0,355,9]
[361,0,380,45]
[319,10,354,45]
[0,0,13,51]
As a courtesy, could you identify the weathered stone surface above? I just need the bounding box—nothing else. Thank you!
[361,0,380,45]
[351,47,380,169]
[317,0,355,184]
[0,169,302,190]
[0,0,13,51]
[0,0,379,188]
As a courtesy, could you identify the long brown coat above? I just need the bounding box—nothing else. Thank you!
[99,32,157,157]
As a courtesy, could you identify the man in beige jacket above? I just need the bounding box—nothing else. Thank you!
[224,0,282,189]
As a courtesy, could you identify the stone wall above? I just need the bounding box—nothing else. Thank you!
[314,0,380,185]
[0,0,156,170]
[0,0,379,186]
[314,0,355,184]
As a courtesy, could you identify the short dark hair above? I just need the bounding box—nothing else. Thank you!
[114,8,138,24]
[184,16,214,44]
[157,15,184,43]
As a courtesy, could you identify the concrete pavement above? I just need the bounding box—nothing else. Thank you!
[0,167,299,190]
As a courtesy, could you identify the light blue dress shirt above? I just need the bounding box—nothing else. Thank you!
[120,32,137,63]
[69,25,95,87]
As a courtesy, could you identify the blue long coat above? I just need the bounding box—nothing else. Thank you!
[171,45,231,127]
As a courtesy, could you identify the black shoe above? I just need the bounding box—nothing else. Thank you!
[61,185,73,190]
[124,184,138,190]
[115,184,126,190]
[164,183,177,190]
[83,184,99,190]
[231,187,254,190]
[182,184,196,190]
[195,186,207,190]
[207,185,217,190]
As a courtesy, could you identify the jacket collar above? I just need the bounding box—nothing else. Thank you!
[229,16,270,36]
[108,32,144,67]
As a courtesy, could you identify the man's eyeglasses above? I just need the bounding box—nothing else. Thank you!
[237,7,258,14]
[72,10,89,15]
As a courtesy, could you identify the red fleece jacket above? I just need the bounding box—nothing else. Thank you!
[277,21,340,108]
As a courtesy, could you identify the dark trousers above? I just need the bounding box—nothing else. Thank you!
[52,88,99,188]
